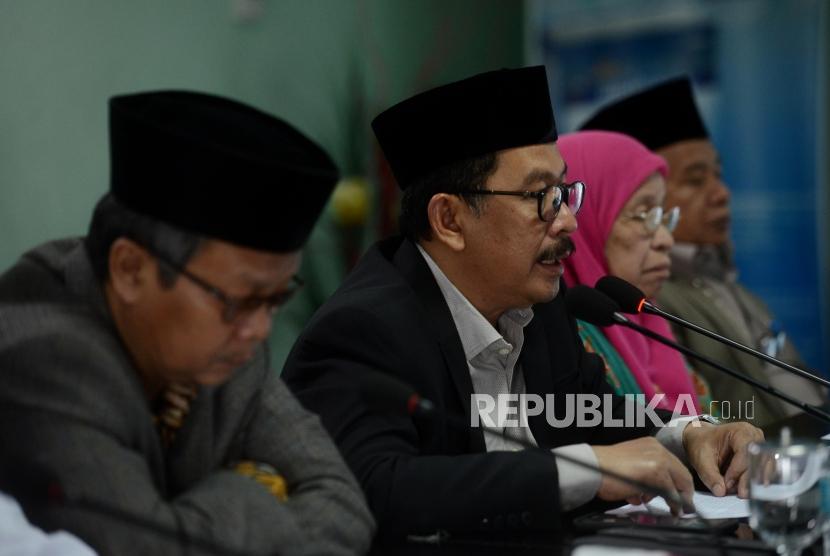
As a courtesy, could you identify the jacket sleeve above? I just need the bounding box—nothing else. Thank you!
[233,366,376,555]
[0,330,373,556]
[283,307,563,540]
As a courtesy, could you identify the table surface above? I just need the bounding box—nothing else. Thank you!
[366,522,824,556]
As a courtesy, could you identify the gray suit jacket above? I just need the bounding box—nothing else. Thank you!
[657,245,824,434]
[0,238,374,555]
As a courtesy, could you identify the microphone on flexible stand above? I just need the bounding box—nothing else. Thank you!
[354,369,695,515]
[594,275,829,389]
[564,285,830,427]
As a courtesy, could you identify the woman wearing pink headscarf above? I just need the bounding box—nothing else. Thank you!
[558,131,710,415]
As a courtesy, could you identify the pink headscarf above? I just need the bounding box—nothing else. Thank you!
[558,131,698,412]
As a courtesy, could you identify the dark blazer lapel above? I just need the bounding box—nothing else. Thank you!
[520,314,558,449]
[391,239,485,452]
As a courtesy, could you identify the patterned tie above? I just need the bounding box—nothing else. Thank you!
[154,381,198,448]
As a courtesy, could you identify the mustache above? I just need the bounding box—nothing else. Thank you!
[539,236,576,261]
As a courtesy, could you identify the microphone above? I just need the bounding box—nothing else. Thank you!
[355,365,436,417]
[565,285,830,426]
[355,369,694,515]
[595,276,829,389]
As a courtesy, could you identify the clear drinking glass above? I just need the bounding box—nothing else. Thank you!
[749,440,827,556]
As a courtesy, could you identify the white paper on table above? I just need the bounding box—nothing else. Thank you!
[572,546,670,556]
[606,492,750,519]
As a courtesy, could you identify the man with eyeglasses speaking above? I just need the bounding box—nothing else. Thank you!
[282,67,762,540]
[0,91,374,554]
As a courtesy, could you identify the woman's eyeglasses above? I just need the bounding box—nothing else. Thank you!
[628,205,680,234]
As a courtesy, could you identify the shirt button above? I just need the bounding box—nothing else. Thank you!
[498,348,510,356]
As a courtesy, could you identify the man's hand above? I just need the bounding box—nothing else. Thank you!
[592,437,694,515]
[683,421,764,499]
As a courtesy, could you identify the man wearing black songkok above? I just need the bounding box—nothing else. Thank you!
[0,91,374,554]
[283,67,762,540]
[581,77,824,433]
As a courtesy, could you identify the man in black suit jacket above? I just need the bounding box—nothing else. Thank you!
[283,66,762,539]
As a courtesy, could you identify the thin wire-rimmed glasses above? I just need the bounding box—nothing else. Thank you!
[627,206,680,234]
[458,181,586,223]
[152,251,304,324]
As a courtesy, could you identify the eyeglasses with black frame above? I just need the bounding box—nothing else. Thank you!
[458,181,586,223]
[151,250,304,324]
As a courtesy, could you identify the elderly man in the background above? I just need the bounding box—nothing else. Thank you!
[0,91,374,554]
[581,77,825,434]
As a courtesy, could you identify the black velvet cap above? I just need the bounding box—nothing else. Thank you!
[109,90,338,252]
[579,77,709,151]
[371,66,558,189]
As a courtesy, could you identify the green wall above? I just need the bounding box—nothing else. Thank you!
[0,0,524,366]
[821,0,830,376]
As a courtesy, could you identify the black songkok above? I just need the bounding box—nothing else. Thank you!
[372,66,558,190]
[580,77,709,151]
[109,90,338,252]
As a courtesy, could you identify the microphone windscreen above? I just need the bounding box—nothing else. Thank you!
[564,285,621,327]
[354,370,417,416]
[596,276,646,314]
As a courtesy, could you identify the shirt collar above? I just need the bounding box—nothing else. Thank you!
[670,242,737,282]
[670,242,698,265]
[416,244,533,361]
